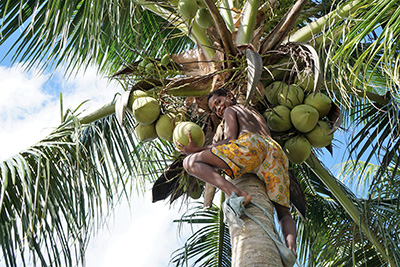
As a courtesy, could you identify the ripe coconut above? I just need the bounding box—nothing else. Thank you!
[283,136,311,164]
[290,104,319,133]
[263,105,293,132]
[178,0,198,19]
[132,96,160,125]
[278,84,304,109]
[135,123,158,142]
[155,113,176,141]
[195,8,213,28]
[173,121,205,150]
[305,120,333,148]
[265,81,286,106]
[128,90,148,108]
[304,92,332,118]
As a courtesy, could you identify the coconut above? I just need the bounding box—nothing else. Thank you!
[145,62,156,74]
[138,58,149,69]
[295,71,315,93]
[283,136,311,164]
[128,90,148,108]
[195,8,213,28]
[263,105,292,132]
[304,92,332,118]
[278,84,304,109]
[196,0,207,8]
[265,81,286,106]
[290,104,319,133]
[155,113,176,141]
[135,123,158,142]
[132,96,160,125]
[178,0,198,19]
[305,120,333,148]
[160,54,171,66]
[173,121,205,150]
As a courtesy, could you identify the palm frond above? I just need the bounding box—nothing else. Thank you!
[171,199,231,267]
[0,0,192,75]
[0,104,174,266]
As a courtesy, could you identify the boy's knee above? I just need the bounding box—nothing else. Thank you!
[182,156,193,173]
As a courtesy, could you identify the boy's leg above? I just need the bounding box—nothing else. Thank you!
[274,203,297,258]
[183,149,251,205]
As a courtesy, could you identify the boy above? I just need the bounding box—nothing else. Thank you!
[176,88,297,257]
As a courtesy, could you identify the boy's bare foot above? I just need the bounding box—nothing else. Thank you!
[243,194,252,206]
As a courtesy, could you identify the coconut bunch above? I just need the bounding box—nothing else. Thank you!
[178,0,214,29]
[263,76,334,164]
[129,89,176,142]
[130,89,207,147]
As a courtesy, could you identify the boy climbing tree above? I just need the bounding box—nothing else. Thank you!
[175,88,297,260]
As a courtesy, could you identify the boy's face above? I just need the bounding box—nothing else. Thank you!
[208,93,234,117]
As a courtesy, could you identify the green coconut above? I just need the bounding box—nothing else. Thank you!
[196,0,207,8]
[304,92,332,118]
[195,8,213,28]
[278,84,304,109]
[160,54,171,66]
[178,0,198,19]
[173,121,205,150]
[295,71,315,93]
[305,120,333,148]
[263,105,293,132]
[155,113,176,141]
[189,184,203,199]
[290,104,319,133]
[283,136,312,164]
[145,62,156,74]
[128,90,148,108]
[135,123,158,142]
[138,58,150,69]
[265,81,286,106]
[132,96,160,125]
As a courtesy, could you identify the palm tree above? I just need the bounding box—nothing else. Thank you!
[1,0,400,266]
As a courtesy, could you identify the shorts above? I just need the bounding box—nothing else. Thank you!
[211,132,290,208]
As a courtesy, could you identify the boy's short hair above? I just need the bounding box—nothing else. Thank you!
[207,88,230,103]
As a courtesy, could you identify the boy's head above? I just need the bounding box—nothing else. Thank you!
[207,88,236,117]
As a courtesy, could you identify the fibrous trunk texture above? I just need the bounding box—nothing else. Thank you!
[229,173,284,267]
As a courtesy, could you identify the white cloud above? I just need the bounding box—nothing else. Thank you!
[0,65,119,160]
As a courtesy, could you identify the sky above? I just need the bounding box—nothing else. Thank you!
[0,58,196,266]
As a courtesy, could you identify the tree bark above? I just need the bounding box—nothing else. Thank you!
[229,173,284,267]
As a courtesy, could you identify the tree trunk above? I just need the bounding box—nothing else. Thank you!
[229,173,284,267]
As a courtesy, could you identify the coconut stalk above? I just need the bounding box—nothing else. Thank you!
[236,0,260,45]
[305,154,395,266]
[259,0,308,54]
[284,0,364,44]
[230,173,284,267]
[219,0,235,32]
[204,0,237,58]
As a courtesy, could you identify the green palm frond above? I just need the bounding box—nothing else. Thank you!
[0,104,174,266]
[0,0,191,74]
[171,198,231,267]
[295,161,400,266]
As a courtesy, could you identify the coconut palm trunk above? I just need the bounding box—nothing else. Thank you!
[230,173,284,267]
